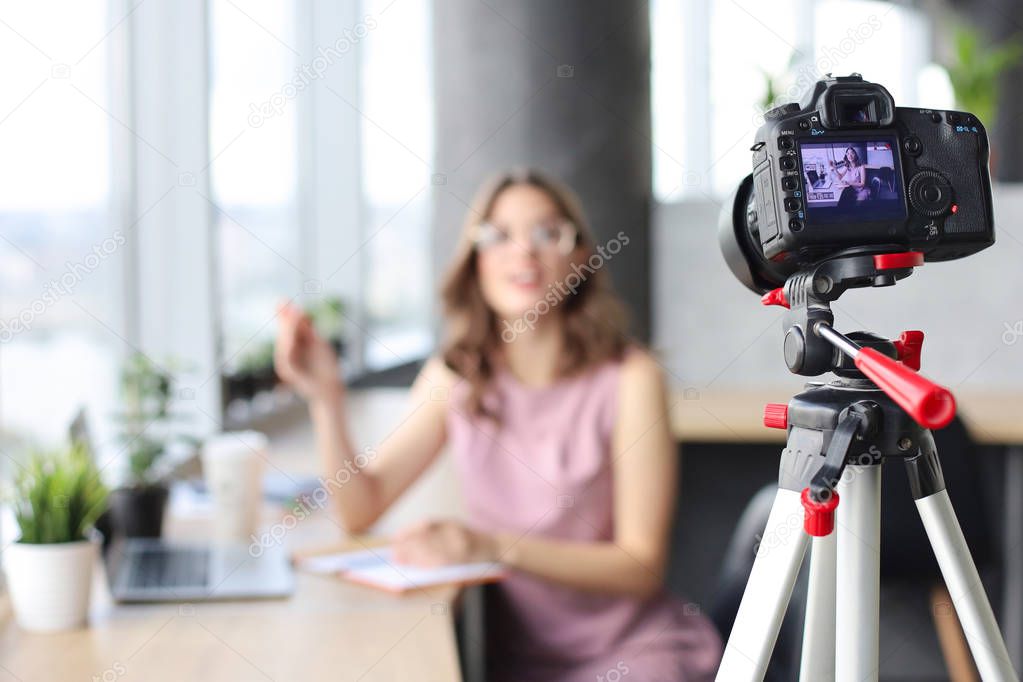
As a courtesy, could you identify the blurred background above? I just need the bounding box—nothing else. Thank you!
[3,0,1022,449]
[2,1,1023,676]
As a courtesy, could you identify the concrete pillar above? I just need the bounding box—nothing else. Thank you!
[991,4,1023,182]
[431,0,652,339]
[968,0,1023,181]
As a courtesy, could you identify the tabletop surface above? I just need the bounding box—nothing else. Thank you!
[0,390,464,682]
[669,387,1023,445]
[0,564,459,682]
[0,524,461,682]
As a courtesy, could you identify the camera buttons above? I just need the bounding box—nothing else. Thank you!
[930,112,942,124]
[784,197,801,212]
[798,119,811,130]
[904,136,922,156]
[778,137,794,150]
[908,171,953,217]
[946,112,962,126]
[788,218,803,232]
[782,176,798,191]
[780,157,797,171]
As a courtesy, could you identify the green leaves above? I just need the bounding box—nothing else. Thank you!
[10,442,109,544]
[126,435,165,485]
[305,295,347,342]
[946,25,1023,125]
[120,352,174,420]
[116,353,184,486]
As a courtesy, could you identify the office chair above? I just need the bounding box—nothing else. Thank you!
[837,185,860,208]
[867,166,896,200]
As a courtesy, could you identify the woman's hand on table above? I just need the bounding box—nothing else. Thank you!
[393,520,501,567]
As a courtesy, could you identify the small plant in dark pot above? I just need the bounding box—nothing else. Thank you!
[106,354,193,540]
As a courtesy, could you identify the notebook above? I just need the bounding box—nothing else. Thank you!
[296,546,505,594]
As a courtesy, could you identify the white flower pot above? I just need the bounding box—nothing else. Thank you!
[2,537,98,632]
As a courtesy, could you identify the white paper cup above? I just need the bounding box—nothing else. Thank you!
[201,431,266,542]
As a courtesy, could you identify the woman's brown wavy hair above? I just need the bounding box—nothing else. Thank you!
[440,168,630,419]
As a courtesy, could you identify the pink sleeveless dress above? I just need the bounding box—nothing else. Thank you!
[446,357,722,682]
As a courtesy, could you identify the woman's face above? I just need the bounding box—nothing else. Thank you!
[475,184,579,322]
[845,148,857,165]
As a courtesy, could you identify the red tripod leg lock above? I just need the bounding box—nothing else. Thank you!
[801,487,840,537]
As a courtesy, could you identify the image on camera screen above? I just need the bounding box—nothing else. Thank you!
[798,139,905,223]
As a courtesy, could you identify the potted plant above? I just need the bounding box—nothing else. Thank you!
[221,296,346,409]
[3,442,108,631]
[944,25,1022,128]
[223,338,277,406]
[943,24,1023,174]
[305,295,347,357]
[105,354,189,539]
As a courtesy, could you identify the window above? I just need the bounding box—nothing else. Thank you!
[209,0,435,378]
[209,0,301,372]
[359,0,433,369]
[812,1,928,104]
[707,0,805,198]
[0,0,436,460]
[0,1,123,449]
[650,0,691,201]
[651,0,933,201]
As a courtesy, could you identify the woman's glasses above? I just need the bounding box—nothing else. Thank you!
[472,220,578,256]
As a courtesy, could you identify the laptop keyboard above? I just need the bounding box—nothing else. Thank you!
[127,547,211,590]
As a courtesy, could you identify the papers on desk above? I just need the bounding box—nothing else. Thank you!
[297,547,505,594]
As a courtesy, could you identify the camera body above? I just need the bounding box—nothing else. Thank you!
[749,74,994,267]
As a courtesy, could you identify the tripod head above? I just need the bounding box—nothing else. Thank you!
[761,247,956,429]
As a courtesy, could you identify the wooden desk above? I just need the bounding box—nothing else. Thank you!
[0,553,460,682]
[0,390,464,682]
[671,385,1023,671]
[669,387,1023,446]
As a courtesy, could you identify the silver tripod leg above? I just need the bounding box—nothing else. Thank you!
[835,463,882,682]
[799,531,837,681]
[917,489,1019,681]
[717,488,809,682]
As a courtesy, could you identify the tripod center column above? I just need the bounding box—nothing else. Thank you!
[835,463,882,681]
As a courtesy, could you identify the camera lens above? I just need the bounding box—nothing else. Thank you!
[717,174,796,294]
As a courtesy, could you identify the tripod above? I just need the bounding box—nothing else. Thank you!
[716,250,1019,682]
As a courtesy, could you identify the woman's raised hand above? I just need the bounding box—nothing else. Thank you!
[274,301,343,403]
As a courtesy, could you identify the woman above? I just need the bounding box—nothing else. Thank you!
[274,168,722,681]
[830,146,870,202]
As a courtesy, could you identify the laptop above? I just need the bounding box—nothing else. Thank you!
[107,538,294,603]
[67,407,295,603]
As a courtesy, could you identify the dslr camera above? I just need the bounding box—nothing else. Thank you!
[721,73,994,294]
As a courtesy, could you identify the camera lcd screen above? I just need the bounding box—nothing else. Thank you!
[799,139,905,224]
